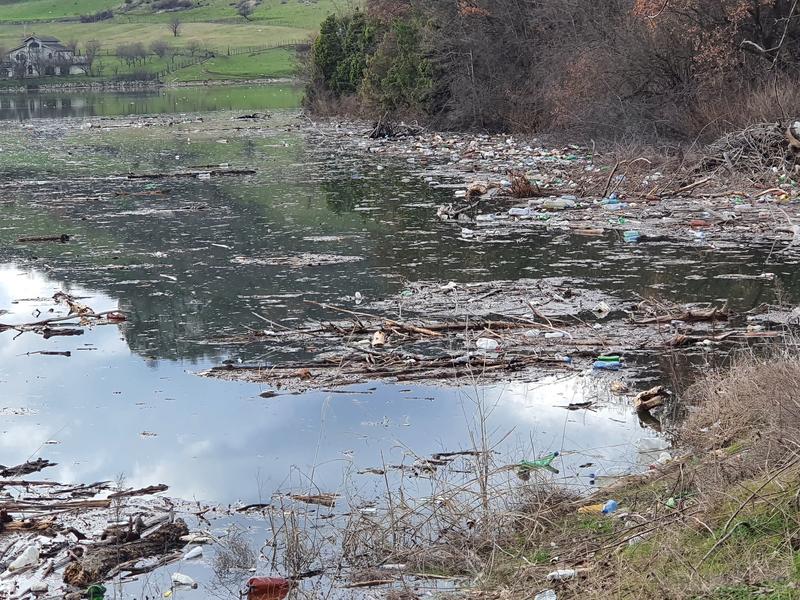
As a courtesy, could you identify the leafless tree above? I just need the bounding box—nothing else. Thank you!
[84,39,101,73]
[236,0,255,20]
[186,39,204,57]
[169,16,182,37]
[151,39,172,59]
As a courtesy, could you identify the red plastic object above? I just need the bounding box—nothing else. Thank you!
[247,577,292,600]
[689,219,710,228]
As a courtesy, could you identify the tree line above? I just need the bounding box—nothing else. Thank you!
[306,0,800,140]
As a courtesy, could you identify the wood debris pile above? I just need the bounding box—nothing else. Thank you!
[0,459,204,598]
[201,280,796,389]
[0,292,126,340]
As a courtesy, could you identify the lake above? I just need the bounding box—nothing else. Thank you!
[0,84,796,510]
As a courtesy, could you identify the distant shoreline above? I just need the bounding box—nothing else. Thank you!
[0,76,301,94]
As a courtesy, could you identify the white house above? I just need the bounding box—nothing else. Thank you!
[2,36,88,78]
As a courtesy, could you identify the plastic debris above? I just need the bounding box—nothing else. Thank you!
[247,577,293,600]
[534,591,557,600]
[87,585,106,600]
[371,331,387,347]
[593,360,621,370]
[183,546,203,560]
[476,338,500,351]
[602,499,618,514]
[623,230,640,243]
[577,503,604,514]
[9,544,39,571]
[546,569,577,581]
[171,573,198,588]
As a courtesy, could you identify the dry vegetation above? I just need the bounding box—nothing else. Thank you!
[278,354,800,599]
[462,353,800,599]
[310,0,800,143]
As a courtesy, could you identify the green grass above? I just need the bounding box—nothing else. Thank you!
[0,22,306,49]
[165,47,294,81]
[0,0,352,81]
[0,0,117,22]
[120,0,346,28]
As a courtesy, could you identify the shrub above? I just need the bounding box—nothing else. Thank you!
[80,9,113,23]
[152,0,194,10]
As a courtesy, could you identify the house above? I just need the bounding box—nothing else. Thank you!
[1,36,88,78]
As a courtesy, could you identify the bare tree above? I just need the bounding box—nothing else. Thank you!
[186,39,204,57]
[65,39,78,54]
[116,42,147,67]
[151,39,172,59]
[84,39,102,73]
[169,16,182,37]
[236,0,255,20]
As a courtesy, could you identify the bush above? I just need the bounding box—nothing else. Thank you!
[307,0,800,141]
[152,0,193,10]
[114,70,159,82]
[79,9,113,23]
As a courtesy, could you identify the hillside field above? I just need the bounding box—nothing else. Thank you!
[0,0,348,82]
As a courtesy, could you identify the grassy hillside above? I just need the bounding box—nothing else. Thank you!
[0,0,349,81]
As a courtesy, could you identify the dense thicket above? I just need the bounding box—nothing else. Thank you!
[306,0,800,140]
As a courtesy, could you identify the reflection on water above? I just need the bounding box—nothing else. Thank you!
[0,83,301,120]
[0,97,798,505]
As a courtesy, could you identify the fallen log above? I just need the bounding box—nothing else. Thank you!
[108,484,168,499]
[634,386,670,412]
[634,307,729,324]
[64,519,188,587]
[0,498,110,511]
[0,459,56,478]
[125,168,256,180]
[16,234,70,243]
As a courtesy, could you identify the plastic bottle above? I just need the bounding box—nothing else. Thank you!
[546,569,577,581]
[184,546,203,560]
[542,197,576,210]
[87,584,106,600]
[509,207,533,217]
[593,360,621,370]
[602,500,618,514]
[520,451,559,470]
[8,545,39,571]
[544,331,566,339]
[601,194,620,205]
[476,338,499,351]
[595,355,622,362]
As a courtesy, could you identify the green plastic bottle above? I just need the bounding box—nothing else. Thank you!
[87,584,106,600]
[519,451,559,470]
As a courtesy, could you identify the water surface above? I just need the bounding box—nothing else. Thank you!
[0,89,797,507]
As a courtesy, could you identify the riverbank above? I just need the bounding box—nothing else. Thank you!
[0,76,299,94]
[455,354,800,600]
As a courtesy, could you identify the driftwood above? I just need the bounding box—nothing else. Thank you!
[634,306,729,325]
[63,519,189,587]
[634,386,670,412]
[16,234,70,243]
[289,493,338,508]
[125,168,256,180]
[107,484,168,499]
[0,458,56,478]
